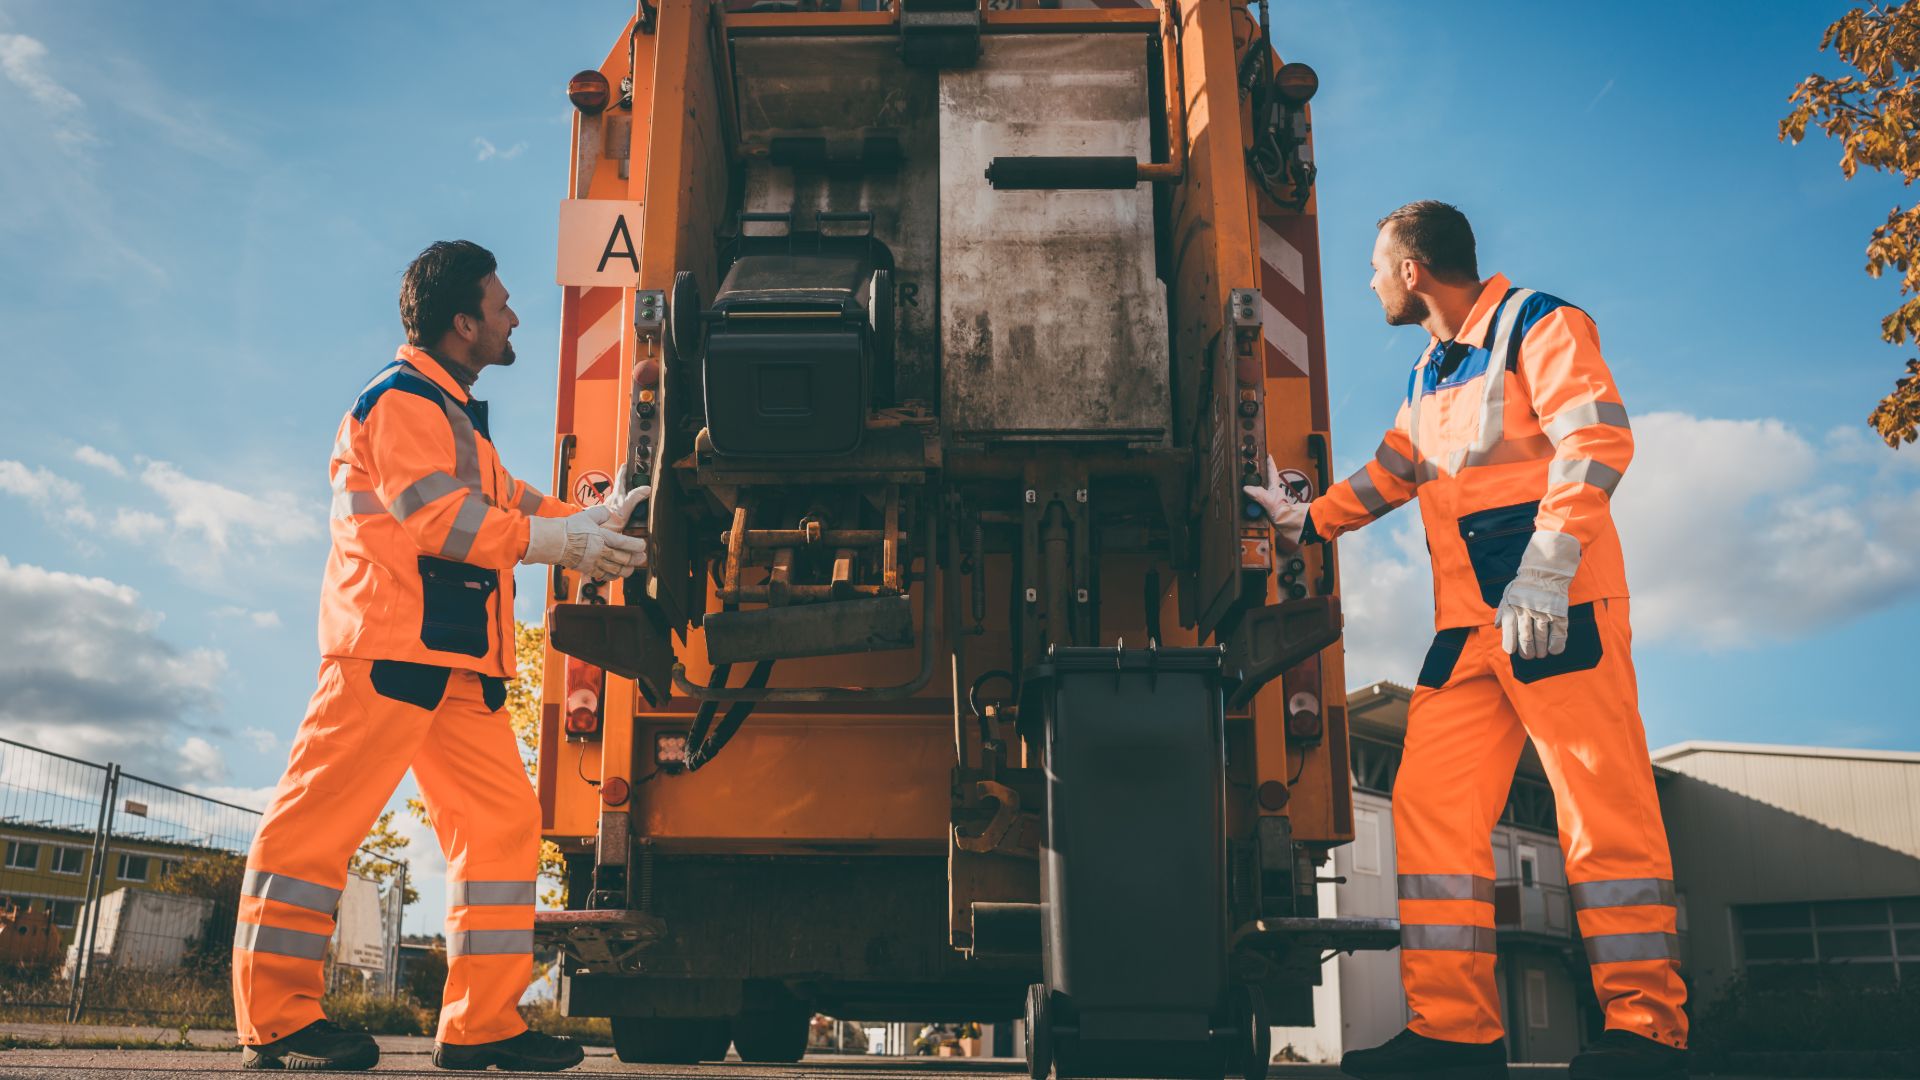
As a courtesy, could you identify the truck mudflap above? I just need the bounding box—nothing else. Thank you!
[535,909,668,976]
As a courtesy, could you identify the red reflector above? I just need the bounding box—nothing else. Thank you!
[1257,780,1290,811]
[568,69,612,114]
[601,776,630,806]
[564,707,600,735]
[1275,62,1319,105]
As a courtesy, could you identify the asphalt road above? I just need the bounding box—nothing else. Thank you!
[0,1047,1378,1079]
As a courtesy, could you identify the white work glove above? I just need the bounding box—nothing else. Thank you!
[523,484,651,582]
[1242,455,1312,554]
[1494,532,1578,660]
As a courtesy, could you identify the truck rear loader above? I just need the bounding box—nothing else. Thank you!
[534,3,1397,1076]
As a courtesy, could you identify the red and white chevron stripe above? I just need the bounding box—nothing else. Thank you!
[574,286,623,381]
[1259,215,1314,378]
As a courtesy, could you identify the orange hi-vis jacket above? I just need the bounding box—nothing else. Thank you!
[321,346,574,676]
[1306,274,1633,628]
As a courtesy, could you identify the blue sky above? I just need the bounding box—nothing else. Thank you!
[1,1,1915,937]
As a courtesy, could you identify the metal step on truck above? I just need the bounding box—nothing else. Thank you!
[534,2,1396,1076]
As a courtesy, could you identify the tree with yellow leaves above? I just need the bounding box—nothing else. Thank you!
[1782,1,1920,447]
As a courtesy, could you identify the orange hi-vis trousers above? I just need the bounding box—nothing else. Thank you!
[1396,598,1687,1048]
[232,657,540,1046]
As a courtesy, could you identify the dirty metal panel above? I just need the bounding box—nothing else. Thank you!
[731,38,942,405]
[702,595,915,665]
[938,34,1171,442]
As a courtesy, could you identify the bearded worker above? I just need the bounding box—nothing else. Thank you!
[1245,202,1686,1080]
[233,240,647,1072]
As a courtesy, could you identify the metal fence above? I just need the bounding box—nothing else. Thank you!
[0,736,409,1025]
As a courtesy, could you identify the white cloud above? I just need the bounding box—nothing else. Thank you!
[73,445,125,475]
[0,459,96,528]
[0,33,89,149]
[110,508,166,540]
[0,556,226,777]
[212,604,281,629]
[139,457,322,553]
[185,783,277,814]
[1334,412,1920,685]
[241,727,279,756]
[178,735,226,784]
[473,137,525,162]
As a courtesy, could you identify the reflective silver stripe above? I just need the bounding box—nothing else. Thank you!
[1415,457,1443,484]
[1570,878,1676,910]
[1458,433,1556,471]
[449,880,536,907]
[241,869,341,914]
[1548,458,1623,496]
[447,929,534,958]
[1347,467,1394,518]
[1584,931,1679,964]
[233,921,330,960]
[1470,288,1535,459]
[1374,441,1417,484]
[1401,923,1497,953]
[1406,346,1434,464]
[515,487,545,514]
[1398,874,1496,904]
[391,471,465,521]
[330,489,386,519]
[1544,400,1630,446]
[439,493,490,561]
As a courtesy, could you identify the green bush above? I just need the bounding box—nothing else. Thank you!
[321,988,433,1036]
[1693,972,1920,1052]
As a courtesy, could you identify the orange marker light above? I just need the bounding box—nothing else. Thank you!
[568,70,612,115]
[1275,63,1319,105]
[601,776,631,807]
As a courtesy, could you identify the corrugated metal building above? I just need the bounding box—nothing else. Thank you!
[1276,683,1920,1064]
[1651,740,1920,1000]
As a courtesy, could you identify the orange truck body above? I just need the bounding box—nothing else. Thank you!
[535,0,1361,1053]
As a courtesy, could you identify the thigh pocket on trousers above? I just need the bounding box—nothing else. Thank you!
[480,675,507,712]
[1416,627,1472,688]
[1458,500,1539,608]
[370,660,453,710]
[418,556,497,657]
[1510,602,1603,684]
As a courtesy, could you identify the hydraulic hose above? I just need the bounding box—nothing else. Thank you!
[686,660,775,771]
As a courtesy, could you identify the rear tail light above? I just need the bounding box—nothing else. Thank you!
[568,69,612,114]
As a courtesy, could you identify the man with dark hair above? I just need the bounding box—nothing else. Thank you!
[1246,204,1687,1080]
[231,241,644,1072]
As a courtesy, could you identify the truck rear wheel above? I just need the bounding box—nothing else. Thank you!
[610,1016,731,1064]
[731,1002,809,1063]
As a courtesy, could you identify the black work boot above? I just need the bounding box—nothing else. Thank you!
[1569,1029,1687,1080]
[241,1020,379,1071]
[1341,1027,1508,1080]
[434,1029,586,1072]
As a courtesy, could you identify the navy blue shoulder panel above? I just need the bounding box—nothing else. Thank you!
[1504,291,1591,370]
[351,363,447,423]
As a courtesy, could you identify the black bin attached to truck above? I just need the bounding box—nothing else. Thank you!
[1017,645,1266,1080]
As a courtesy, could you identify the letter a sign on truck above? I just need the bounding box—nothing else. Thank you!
[557,200,645,287]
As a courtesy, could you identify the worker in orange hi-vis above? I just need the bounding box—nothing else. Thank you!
[1246,203,1686,1080]
[232,241,646,1073]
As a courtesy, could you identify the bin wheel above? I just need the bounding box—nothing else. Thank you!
[610,1016,730,1064]
[669,269,702,359]
[1024,983,1053,1080]
[733,1002,809,1063]
[1235,984,1270,1080]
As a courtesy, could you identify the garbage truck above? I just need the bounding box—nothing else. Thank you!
[534,2,1396,1076]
